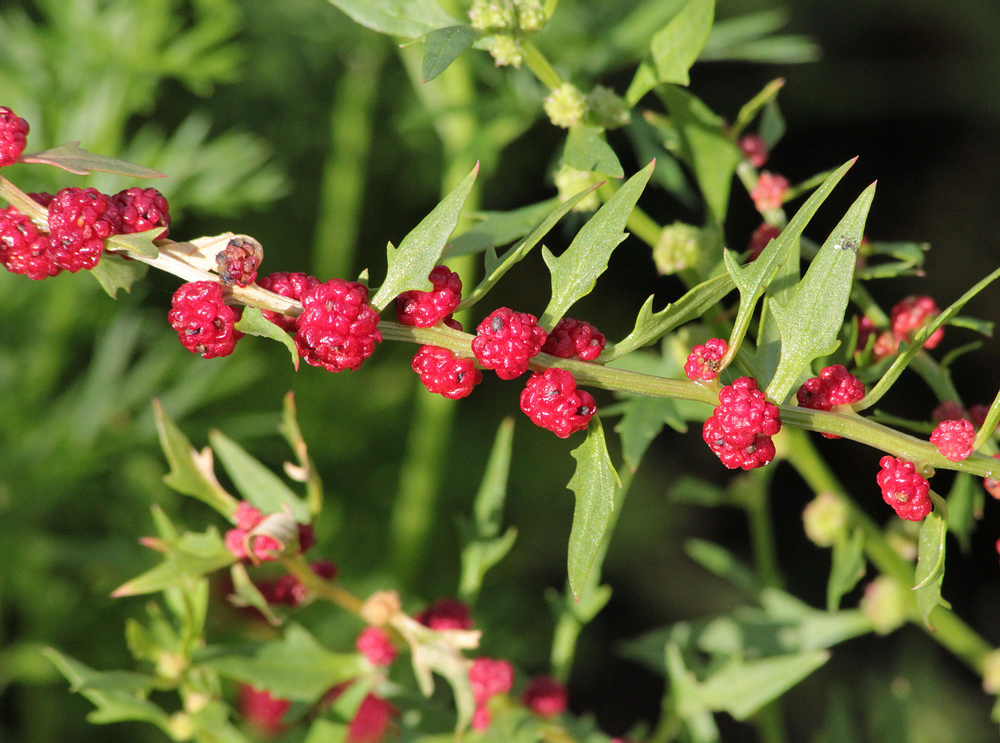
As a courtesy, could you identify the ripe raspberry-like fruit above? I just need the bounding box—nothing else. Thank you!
[750,172,789,212]
[0,106,29,167]
[472,307,547,379]
[29,191,54,207]
[469,657,514,705]
[542,317,606,361]
[747,223,780,262]
[0,206,60,280]
[239,685,290,736]
[521,676,568,717]
[520,368,596,437]
[702,377,781,470]
[738,133,769,167]
[168,281,243,359]
[930,418,976,462]
[216,236,263,287]
[684,338,728,381]
[112,187,171,239]
[890,295,944,350]
[267,560,339,606]
[796,365,865,439]
[876,456,932,521]
[412,345,482,399]
[258,271,320,332]
[931,400,966,424]
[47,187,121,272]
[416,598,474,630]
[345,693,398,743]
[356,627,397,667]
[395,265,463,327]
[295,279,382,372]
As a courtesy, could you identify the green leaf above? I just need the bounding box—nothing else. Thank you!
[650,0,714,85]
[421,25,478,82]
[196,623,366,701]
[326,0,459,39]
[105,228,161,259]
[153,399,238,516]
[19,142,165,178]
[112,528,233,597]
[684,538,758,595]
[615,396,686,472]
[657,85,742,222]
[562,124,624,178]
[89,253,150,299]
[209,429,310,523]
[603,273,734,360]
[448,198,560,257]
[723,157,856,365]
[567,417,621,600]
[229,563,282,626]
[766,182,875,402]
[946,473,981,553]
[235,306,299,369]
[371,163,478,310]
[913,510,948,629]
[759,99,786,149]
[539,162,653,329]
[457,189,597,311]
[826,528,866,611]
[732,78,785,138]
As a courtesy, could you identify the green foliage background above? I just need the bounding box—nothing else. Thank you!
[2,0,1000,741]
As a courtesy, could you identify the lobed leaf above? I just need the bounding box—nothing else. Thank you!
[421,25,478,82]
[562,124,624,178]
[112,529,232,597]
[615,396,686,472]
[90,253,150,299]
[326,0,458,39]
[447,198,560,257]
[235,306,299,370]
[370,163,478,311]
[539,162,654,330]
[626,0,714,103]
[19,142,165,178]
[567,417,622,600]
[913,510,948,630]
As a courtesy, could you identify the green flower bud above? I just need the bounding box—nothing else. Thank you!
[544,83,588,129]
[167,712,195,741]
[469,0,517,31]
[515,0,546,32]
[486,34,523,67]
[653,222,701,275]
[553,165,602,212]
[801,491,848,547]
[982,649,1000,693]
[859,575,910,635]
[587,85,630,129]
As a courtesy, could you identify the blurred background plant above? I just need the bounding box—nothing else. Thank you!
[2,0,1000,742]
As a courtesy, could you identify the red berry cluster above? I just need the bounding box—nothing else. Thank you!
[216,236,262,287]
[876,456,932,521]
[747,222,780,261]
[796,364,865,439]
[542,317,606,361]
[255,560,337,607]
[469,657,514,731]
[930,418,976,462]
[862,295,945,360]
[395,264,462,327]
[684,338,727,381]
[471,307,547,380]
[738,133,769,167]
[0,105,29,167]
[168,281,244,359]
[520,367,596,438]
[114,187,171,239]
[257,271,320,331]
[521,676,569,717]
[702,377,781,470]
[223,501,315,564]
[750,171,788,212]
[416,597,475,630]
[356,626,398,667]
[294,278,382,372]
[412,345,482,399]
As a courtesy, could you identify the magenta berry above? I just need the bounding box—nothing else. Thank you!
[395,264,463,327]
[931,400,966,423]
[469,657,514,705]
[702,377,781,470]
[796,365,865,437]
[521,676,569,717]
[239,685,290,736]
[930,418,976,462]
[542,317,606,361]
[738,133,769,167]
[356,627,397,667]
[168,281,243,359]
[215,236,262,287]
[750,172,789,212]
[412,345,483,399]
[684,338,728,381]
[890,295,944,350]
[416,598,474,630]
[224,502,282,563]
[876,456,932,521]
[0,106,29,167]
[29,191,54,207]
[268,560,338,606]
[520,368,596,438]
[258,271,320,332]
[471,307,547,379]
[747,222,780,261]
[47,187,121,272]
[0,206,60,280]
[112,187,171,239]
[294,278,382,372]
[970,403,990,429]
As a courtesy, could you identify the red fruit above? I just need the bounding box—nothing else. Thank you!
[412,345,482,399]
[395,265,463,327]
[684,338,728,381]
[796,365,865,439]
[521,676,568,717]
[0,106,29,167]
[469,657,514,705]
[890,295,944,350]
[346,693,397,743]
[238,685,290,736]
[257,271,321,332]
[520,368,596,437]
[415,598,474,631]
[216,236,263,287]
[168,281,243,359]
[747,223,781,261]
[931,401,966,424]
[112,187,171,239]
[702,377,781,470]
[876,456,932,521]
[750,172,789,212]
[542,317,606,361]
[738,133,769,167]
[0,206,60,280]
[471,307,547,379]
[356,627,397,667]
[294,279,382,372]
[47,187,121,272]
[930,418,976,462]
[269,560,339,606]
[969,403,990,430]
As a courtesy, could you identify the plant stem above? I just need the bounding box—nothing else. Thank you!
[521,40,564,90]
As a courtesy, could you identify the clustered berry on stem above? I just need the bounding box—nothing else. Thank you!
[416,598,475,630]
[0,105,29,167]
[216,236,263,287]
[520,367,596,438]
[468,657,514,731]
[48,187,122,272]
[395,264,462,327]
[294,278,382,372]
[521,676,569,717]
[702,377,781,470]
[471,307,547,379]
[0,206,59,279]
[168,280,244,359]
[738,133,769,167]
[796,364,865,439]
[684,338,727,381]
[257,271,321,331]
[876,456,932,521]
[356,626,397,667]
[542,317,606,361]
[747,222,781,261]
[113,186,171,238]
[750,171,788,212]
[255,560,338,607]
[412,345,482,399]
[930,418,976,462]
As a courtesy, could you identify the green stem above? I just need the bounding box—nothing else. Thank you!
[521,40,564,90]
[743,467,783,590]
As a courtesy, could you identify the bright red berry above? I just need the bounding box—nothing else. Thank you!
[257,271,321,332]
[294,279,382,372]
[521,676,568,717]
[416,598,474,630]
[266,560,339,606]
[542,317,606,361]
[47,187,121,272]
[890,295,944,350]
[750,172,789,212]
[520,368,596,437]
[395,265,463,327]
[112,187,170,239]
[28,192,54,207]
[796,365,866,437]
[0,206,60,280]
[356,627,397,667]
[346,693,397,743]
[0,106,29,167]
[702,377,781,470]
[168,281,243,359]
[471,307,547,379]
[684,338,728,381]
[238,684,290,736]
[216,236,263,287]
[411,345,482,399]
[747,223,780,261]
[876,456,932,521]
[469,657,514,705]
[930,418,976,462]
[224,502,282,563]
[738,133,769,167]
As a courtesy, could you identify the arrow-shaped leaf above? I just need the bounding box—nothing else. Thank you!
[913,510,948,629]
[421,25,478,83]
[20,142,165,178]
[235,306,299,370]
